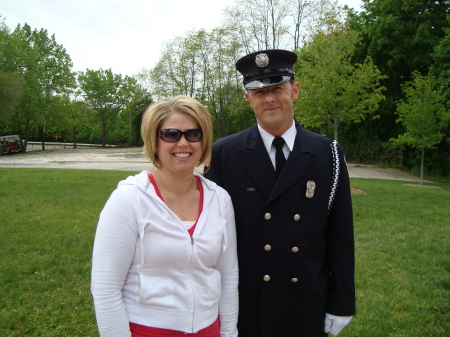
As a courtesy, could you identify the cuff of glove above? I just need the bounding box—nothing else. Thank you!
[324,313,353,336]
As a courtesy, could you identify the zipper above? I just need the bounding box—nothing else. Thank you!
[188,235,195,333]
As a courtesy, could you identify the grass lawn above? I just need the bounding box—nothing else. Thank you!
[0,168,449,336]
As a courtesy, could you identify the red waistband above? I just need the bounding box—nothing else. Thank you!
[129,317,219,337]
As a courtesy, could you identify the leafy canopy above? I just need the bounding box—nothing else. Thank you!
[392,72,449,150]
[295,22,386,141]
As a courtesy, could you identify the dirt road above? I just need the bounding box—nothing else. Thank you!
[0,147,425,183]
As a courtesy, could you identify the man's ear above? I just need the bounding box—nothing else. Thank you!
[244,92,252,107]
[292,82,300,100]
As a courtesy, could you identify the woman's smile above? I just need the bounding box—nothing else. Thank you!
[173,152,191,159]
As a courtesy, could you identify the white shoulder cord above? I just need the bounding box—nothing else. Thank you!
[328,140,340,214]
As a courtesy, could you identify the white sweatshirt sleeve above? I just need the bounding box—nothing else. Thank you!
[91,185,139,337]
[214,194,239,337]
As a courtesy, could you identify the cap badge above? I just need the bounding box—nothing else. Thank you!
[255,53,269,67]
[305,180,316,198]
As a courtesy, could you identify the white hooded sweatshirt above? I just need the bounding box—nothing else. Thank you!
[91,171,238,337]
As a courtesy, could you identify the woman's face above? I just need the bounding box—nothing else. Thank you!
[156,112,203,175]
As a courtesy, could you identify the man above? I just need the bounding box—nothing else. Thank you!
[204,50,355,336]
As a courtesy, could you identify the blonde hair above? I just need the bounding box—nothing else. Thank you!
[141,95,213,169]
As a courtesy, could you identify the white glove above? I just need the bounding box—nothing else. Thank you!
[324,313,353,336]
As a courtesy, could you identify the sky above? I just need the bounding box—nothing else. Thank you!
[1,0,363,77]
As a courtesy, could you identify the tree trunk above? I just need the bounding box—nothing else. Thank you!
[334,120,339,142]
[420,147,425,186]
[40,126,46,151]
[73,126,77,149]
[102,115,107,147]
[20,126,28,153]
[129,108,133,146]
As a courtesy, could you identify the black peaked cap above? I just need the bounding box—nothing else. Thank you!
[235,49,297,90]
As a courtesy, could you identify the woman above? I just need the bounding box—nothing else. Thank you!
[91,96,238,337]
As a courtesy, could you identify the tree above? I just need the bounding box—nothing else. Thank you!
[341,0,450,165]
[78,68,139,147]
[147,35,198,99]
[63,96,90,148]
[356,0,449,95]
[194,28,252,138]
[391,72,449,184]
[2,23,75,151]
[0,70,24,122]
[291,0,311,50]
[223,0,346,53]
[122,88,152,146]
[0,15,24,122]
[295,23,386,141]
[224,0,289,51]
[0,18,24,122]
[430,17,450,94]
[144,28,250,139]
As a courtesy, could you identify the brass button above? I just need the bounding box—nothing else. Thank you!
[264,213,272,220]
[294,214,301,221]
[291,246,299,253]
[291,278,299,283]
[263,275,271,282]
[264,244,272,251]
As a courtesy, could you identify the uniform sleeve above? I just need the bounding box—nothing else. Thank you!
[214,192,239,337]
[326,144,356,316]
[91,186,139,337]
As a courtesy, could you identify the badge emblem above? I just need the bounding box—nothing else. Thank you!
[255,53,269,67]
[305,180,316,198]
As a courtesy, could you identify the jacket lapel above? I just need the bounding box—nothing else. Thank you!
[267,122,317,204]
[237,125,277,200]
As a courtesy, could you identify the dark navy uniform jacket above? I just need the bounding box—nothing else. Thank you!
[205,120,355,337]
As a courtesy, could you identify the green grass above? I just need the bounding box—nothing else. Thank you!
[347,179,450,337]
[0,169,136,336]
[0,169,449,336]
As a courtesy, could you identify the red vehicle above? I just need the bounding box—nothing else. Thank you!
[0,135,23,155]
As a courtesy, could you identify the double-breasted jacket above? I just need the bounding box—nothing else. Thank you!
[204,121,355,337]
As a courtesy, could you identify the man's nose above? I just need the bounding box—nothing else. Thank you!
[265,92,275,102]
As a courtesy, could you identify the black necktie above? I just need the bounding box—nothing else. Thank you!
[273,137,286,177]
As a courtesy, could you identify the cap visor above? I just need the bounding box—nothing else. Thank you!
[244,75,292,90]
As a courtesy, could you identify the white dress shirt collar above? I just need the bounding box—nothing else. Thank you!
[257,120,296,167]
[258,120,296,153]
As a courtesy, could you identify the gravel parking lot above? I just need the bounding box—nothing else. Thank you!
[0,147,425,182]
[0,147,152,172]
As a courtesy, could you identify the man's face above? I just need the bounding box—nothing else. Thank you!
[245,80,300,136]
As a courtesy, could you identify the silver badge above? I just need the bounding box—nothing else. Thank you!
[306,180,316,198]
[255,53,269,67]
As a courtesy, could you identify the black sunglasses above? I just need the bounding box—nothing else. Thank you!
[158,128,202,142]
